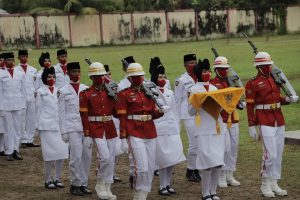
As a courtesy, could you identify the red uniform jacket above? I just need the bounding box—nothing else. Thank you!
[245,74,289,127]
[210,76,239,124]
[115,87,163,139]
[79,85,117,139]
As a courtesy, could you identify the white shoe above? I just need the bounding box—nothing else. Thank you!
[95,180,109,199]
[270,179,287,196]
[133,190,143,200]
[105,183,117,200]
[218,170,227,188]
[226,171,240,186]
[261,178,275,198]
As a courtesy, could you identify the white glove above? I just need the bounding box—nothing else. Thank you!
[83,137,93,149]
[248,126,258,140]
[159,105,171,113]
[61,133,69,143]
[285,95,299,103]
[240,101,247,108]
[120,139,128,153]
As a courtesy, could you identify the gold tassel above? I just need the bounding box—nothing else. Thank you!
[195,110,201,127]
[216,121,220,134]
[233,110,239,121]
[227,113,232,128]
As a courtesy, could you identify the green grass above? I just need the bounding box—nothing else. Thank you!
[2,34,299,199]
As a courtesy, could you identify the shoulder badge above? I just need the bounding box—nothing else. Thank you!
[57,90,61,98]
[175,80,179,87]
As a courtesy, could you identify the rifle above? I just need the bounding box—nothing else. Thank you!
[243,33,297,97]
[84,58,118,100]
[121,56,164,109]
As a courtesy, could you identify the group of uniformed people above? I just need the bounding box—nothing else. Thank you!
[0,48,298,200]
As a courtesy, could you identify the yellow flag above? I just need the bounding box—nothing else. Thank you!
[189,87,244,132]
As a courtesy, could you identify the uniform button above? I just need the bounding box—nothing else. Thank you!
[102,106,104,108]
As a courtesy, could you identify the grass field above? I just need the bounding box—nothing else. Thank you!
[0,34,300,200]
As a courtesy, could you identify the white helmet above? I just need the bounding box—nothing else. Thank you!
[213,56,230,68]
[254,52,273,67]
[126,63,145,77]
[88,62,107,76]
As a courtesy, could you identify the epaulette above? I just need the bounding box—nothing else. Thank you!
[251,76,257,81]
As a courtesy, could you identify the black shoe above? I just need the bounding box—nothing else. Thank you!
[154,170,159,176]
[113,176,121,182]
[210,194,221,200]
[20,143,27,148]
[129,175,134,189]
[70,185,84,196]
[0,151,6,156]
[186,169,200,182]
[194,169,202,181]
[13,150,23,160]
[53,180,65,188]
[26,143,40,147]
[202,195,212,200]
[7,154,14,161]
[80,186,92,194]
[45,181,57,189]
[166,185,176,194]
[158,188,170,196]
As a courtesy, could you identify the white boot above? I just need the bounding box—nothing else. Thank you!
[226,171,240,186]
[105,183,117,200]
[218,170,227,188]
[133,190,143,200]
[270,179,287,196]
[95,180,109,199]
[261,177,275,198]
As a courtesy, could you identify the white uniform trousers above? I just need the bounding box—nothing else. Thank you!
[0,116,4,152]
[184,119,198,169]
[223,123,239,171]
[68,131,84,187]
[128,136,156,192]
[95,137,117,184]
[21,101,36,143]
[260,125,285,180]
[80,139,93,187]
[2,110,23,155]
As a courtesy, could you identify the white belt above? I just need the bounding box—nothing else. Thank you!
[88,116,112,122]
[127,115,152,121]
[255,102,281,110]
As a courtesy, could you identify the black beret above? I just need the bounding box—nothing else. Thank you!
[2,52,14,59]
[104,64,110,72]
[18,50,28,56]
[42,67,55,85]
[184,54,197,62]
[149,57,163,75]
[193,59,211,82]
[39,52,51,67]
[67,62,80,71]
[122,56,135,68]
[57,49,67,56]
[151,66,165,85]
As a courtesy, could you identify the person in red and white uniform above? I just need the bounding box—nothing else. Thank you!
[79,62,117,200]
[115,63,165,200]
[15,50,39,148]
[0,52,26,161]
[210,56,244,188]
[35,52,52,90]
[53,49,70,89]
[245,52,298,198]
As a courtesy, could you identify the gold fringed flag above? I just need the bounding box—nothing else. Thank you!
[189,87,244,133]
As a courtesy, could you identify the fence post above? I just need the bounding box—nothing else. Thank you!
[195,9,199,40]
[165,11,170,41]
[99,13,103,45]
[67,14,73,47]
[131,12,135,44]
[34,16,40,48]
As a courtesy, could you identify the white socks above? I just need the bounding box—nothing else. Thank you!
[201,169,212,197]
[159,166,174,189]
